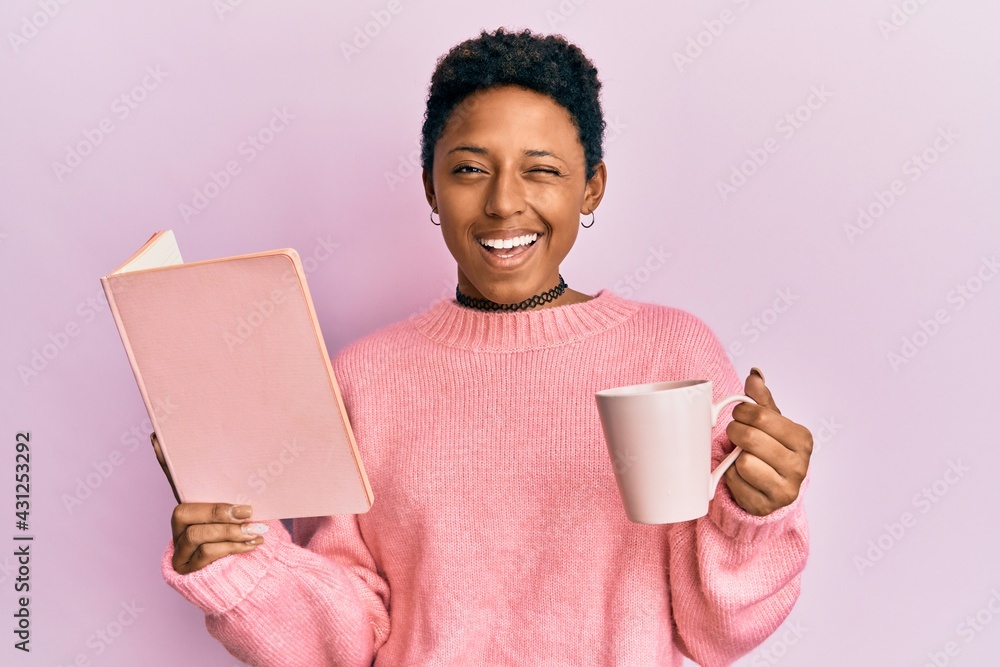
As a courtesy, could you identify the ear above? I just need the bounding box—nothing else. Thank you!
[422,168,436,209]
[582,161,607,215]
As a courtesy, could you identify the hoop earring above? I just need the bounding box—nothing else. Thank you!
[581,211,595,228]
[430,207,440,226]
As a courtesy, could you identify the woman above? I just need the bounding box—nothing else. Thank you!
[161,27,812,667]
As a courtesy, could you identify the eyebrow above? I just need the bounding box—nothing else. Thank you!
[447,145,565,161]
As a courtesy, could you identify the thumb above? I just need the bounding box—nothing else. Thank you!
[745,367,780,415]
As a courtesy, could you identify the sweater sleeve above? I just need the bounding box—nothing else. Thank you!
[665,314,810,667]
[160,513,390,667]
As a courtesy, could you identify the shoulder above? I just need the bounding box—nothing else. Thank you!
[609,292,737,387]
[612,292,725,348]
[330,313,424,380]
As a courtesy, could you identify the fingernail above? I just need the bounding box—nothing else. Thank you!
[230,505,252,520]
[750,367,766,383]
[241,522,269,536]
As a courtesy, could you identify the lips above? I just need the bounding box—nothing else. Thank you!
[475,232,542,268]
[482,240,533,258]
[476,226,542,252]
[478,232,538,253]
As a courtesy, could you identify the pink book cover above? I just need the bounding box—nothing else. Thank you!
[99,230,374,520]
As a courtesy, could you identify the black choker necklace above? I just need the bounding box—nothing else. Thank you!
[455,275,568,312]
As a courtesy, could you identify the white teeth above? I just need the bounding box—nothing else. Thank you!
[478,233,538,249]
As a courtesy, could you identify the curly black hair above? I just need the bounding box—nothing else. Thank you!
[420,26,606,181]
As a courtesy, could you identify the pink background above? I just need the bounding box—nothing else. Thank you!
[3,1,999,665]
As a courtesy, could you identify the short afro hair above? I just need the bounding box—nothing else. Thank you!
[420,26,606,181]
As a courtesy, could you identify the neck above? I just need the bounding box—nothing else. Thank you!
[456,275,581,312]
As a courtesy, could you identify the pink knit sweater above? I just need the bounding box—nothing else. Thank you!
[161,288,809,667]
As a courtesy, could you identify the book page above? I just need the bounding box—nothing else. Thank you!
[114,230,184,274]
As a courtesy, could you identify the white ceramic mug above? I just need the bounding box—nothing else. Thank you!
[595,379,756,524]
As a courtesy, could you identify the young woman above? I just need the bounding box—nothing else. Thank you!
[160,27,812,667]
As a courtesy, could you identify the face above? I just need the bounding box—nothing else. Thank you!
[422,85,606,306]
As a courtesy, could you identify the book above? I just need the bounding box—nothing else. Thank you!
[100,230,373,520]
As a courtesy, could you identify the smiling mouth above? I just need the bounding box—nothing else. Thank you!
[477,233,540,257]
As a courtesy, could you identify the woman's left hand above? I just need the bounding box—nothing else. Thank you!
[723,368,813,516]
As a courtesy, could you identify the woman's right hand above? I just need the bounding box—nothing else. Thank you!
[170,502,268,574]
[149,432,269,574]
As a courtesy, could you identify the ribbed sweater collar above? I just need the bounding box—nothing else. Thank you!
[410,288,640,352]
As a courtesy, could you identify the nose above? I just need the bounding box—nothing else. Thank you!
[483,167,526,219]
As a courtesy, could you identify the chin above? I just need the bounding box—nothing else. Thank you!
[484,279,547,304]
[473,284,517,304]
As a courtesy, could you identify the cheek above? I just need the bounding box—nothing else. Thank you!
[551,228,580,260]
[547,210,581,246]
[438,224,475,264]
[535,190,583,227]
[439,226,462,253]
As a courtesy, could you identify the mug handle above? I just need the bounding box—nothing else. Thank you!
[708,394,757,500]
